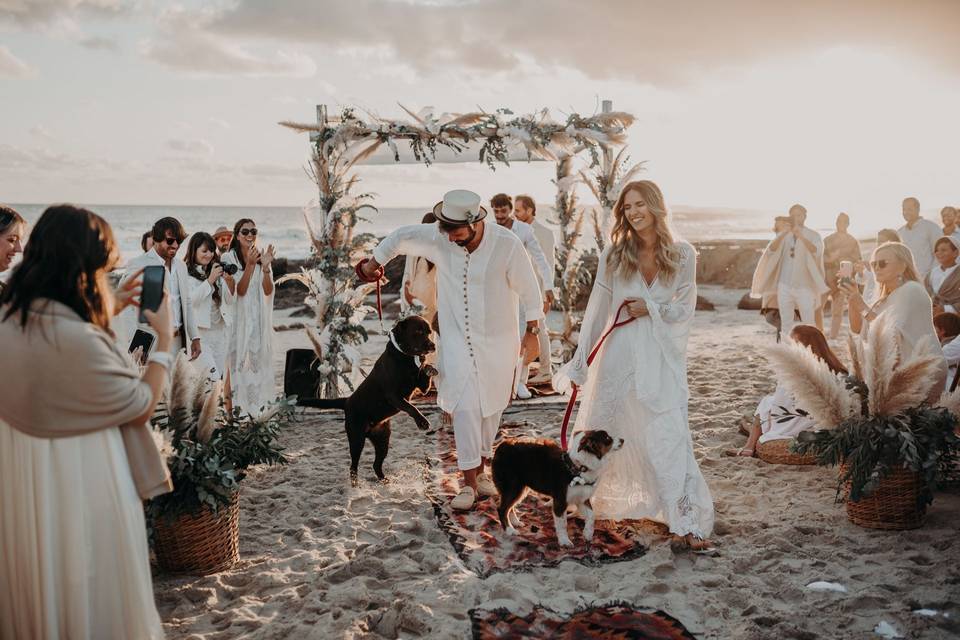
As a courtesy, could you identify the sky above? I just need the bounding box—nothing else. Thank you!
[2,0,960,231]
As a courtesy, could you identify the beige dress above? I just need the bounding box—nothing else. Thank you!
[0,300,167,640]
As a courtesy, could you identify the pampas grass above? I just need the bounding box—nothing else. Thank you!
[195,380,222,444]
[863,315,900,417]
[763,341,858,428]
[879,342,944,416]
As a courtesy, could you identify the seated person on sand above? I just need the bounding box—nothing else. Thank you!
[733,325,847,458]
[934,311,960,391]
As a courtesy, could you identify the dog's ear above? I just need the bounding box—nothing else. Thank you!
[578,430,612,459]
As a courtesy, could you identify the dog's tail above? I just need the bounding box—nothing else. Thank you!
[298,397,347,411]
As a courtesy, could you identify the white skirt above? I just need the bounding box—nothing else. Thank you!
[0,420,164,640]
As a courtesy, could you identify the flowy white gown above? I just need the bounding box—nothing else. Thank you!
[556,242,715,538]
[222,251,275,417]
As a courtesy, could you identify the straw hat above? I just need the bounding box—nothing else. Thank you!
[432,189,487,226]
[213,226,233,240]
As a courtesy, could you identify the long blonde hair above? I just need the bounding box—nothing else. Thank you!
[873,241,921,302]
[606,180,681,280]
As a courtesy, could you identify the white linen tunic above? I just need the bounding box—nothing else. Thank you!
[374,222,543,416]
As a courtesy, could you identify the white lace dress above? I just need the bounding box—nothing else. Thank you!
[556,242,715,538]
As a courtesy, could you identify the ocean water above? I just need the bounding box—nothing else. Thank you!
[10,203,846,265]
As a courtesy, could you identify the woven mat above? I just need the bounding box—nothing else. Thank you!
[425,421,655,578]
[470,602,697,640]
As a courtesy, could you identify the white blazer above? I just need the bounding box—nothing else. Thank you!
[187,275,233,330]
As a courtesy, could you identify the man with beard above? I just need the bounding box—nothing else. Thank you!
[359,190,543,511]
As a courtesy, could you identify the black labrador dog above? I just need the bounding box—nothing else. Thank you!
[300,315,437,483]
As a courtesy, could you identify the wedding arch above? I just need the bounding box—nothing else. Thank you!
[279,103,637,397]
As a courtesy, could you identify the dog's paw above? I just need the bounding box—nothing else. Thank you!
[505,526,519,536]
[583,527,595,543]
[557,536,574,548]
[570,476,586,486]
[421,365,439,377]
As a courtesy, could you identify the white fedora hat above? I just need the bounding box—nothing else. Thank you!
[432,189,488,225]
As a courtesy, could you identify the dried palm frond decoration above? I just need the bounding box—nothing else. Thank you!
[280,104,636,397]
[579,146,645,251]
[767,315,959,513]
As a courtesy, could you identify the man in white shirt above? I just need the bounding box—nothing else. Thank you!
[513,194,556,388]
[359,190,543,511]
[898,197,941,276]
[490,193,554,398]
[118,217,201,361]
[750,204,827,338]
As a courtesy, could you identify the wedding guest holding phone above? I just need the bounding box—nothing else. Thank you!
[822,212,862,338]
[925,236,960,315]
[185,232,234,382]
[0,204,172,640]
[221,218,276,417]
[0,205,26,293]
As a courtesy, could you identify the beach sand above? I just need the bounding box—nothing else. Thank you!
[155,286,959,639]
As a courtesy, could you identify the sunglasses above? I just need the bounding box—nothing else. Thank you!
[163,236,182,246]
[870,259,889,269]
[239,228,258,237]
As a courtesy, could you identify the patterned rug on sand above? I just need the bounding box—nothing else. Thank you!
[470,602,697,640]
[425,421,659,578]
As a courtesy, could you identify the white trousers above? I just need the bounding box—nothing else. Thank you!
[777,284,817,337]
[452,370,503,471]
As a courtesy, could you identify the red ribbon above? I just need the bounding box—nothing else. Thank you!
[355,258,385,323]
[560,301,636,450]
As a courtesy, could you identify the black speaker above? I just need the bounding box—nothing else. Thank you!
[284,348,322,402]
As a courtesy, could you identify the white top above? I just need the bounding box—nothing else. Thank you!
[777,235,797,286]
[374,222,543,416]
[187,274,233,329]
[166,260,182,329]
[898,218,942,276]
[505,219,554,293]
[942,335,960,391]
[929,263,958,313]
[530,218,557,288]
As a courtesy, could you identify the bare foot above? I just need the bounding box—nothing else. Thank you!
[723,447,755,458]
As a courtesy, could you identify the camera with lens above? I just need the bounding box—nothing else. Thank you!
[218,261,239,276]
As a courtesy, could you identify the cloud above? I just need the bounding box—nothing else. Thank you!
[165,138,214,156]
[29,125,55,140]
[79,35,119,51]
[140,8,316,77]
[201,0,960,83]
[0,45,35,77]
[0,0,128,27]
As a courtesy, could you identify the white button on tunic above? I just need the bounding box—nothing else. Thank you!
[373,222,543,416]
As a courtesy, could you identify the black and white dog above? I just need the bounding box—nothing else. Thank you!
[491,430,624,547]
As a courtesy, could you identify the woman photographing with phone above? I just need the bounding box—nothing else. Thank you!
[0,205,172,639]
[185,232,234,382]
[221,218,276,417]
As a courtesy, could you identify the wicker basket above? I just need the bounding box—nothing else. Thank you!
[153,492,241,575]
[756,439,816,465]
[840,464,925,530]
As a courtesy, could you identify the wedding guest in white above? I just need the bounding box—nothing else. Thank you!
[898,197,941,276]
[490,193,555,399]
[733,325,847,457]
[860,229,902,305]
[185,232,234,381]
[0,205,25,293]
[221,218,276,417]
[822,212,862,338]
[925,236,960,315]
[555,180,714,551]
[514,194,556,388]
[359,189,543,511]
[933,312,960,391]
[0,205,172,640]
[119,216,201,360]
[940,206,960,240]
[842,242,947,399]
[750,204,827,338]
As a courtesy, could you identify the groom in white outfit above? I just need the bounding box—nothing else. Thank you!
[359,190,543,511]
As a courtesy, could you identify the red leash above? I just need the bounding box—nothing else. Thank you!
[560,301,636,450]
[355,258,385,324]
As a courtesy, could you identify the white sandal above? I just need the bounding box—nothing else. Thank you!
[450,485,476,511]
[476,473,498,497]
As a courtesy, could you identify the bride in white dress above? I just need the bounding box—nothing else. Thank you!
[557,180,715,550]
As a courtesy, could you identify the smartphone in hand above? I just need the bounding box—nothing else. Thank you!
[138,265,165,323]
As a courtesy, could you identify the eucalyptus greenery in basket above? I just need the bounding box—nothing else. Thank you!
[146,355,292,525]
[765,315,960,508]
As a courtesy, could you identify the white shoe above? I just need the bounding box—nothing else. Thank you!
[515,384,532,400]
[450,486,476,511]
[476,473,498,497]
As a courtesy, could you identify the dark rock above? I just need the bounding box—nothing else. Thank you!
[737,293,762,311]
[696,295,716,311]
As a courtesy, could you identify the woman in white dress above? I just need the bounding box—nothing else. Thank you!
[841,241,947,399]
[0,205,25,290]
[556,180,715,550]
[733,324,847,457]
[185,232,234,381]
[0,205,172,640]
[221,218,276,417]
